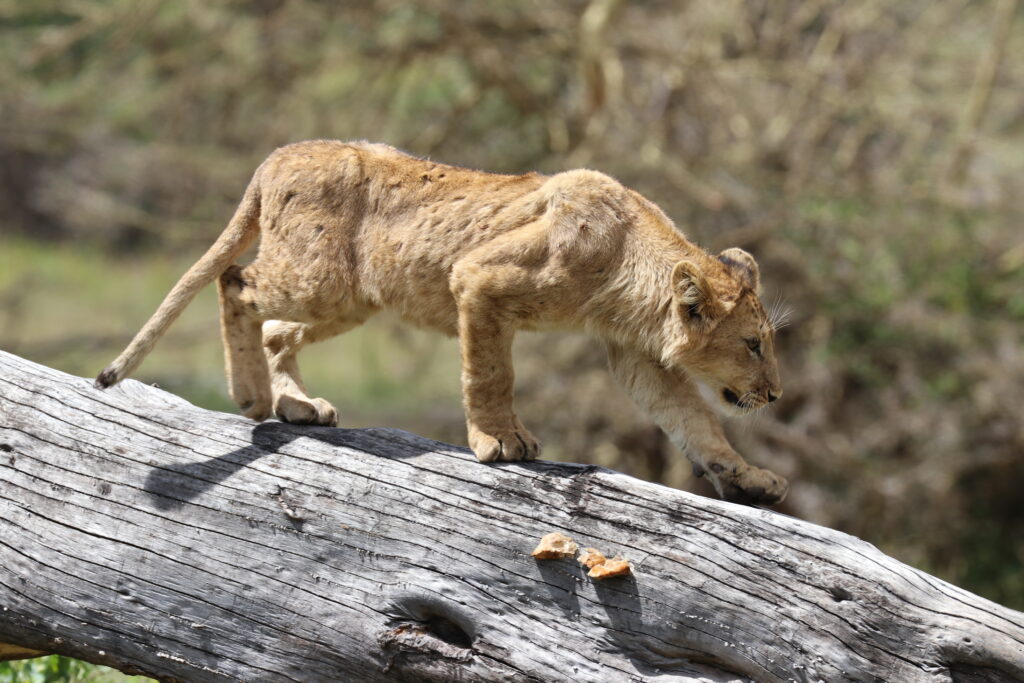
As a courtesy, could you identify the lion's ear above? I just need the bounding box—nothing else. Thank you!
[672,260,724,324]
[718,247,760,292]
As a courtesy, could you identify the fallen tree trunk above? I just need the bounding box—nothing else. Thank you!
[0,350,1022,682]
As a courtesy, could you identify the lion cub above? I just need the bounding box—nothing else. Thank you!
[98,140,787,505]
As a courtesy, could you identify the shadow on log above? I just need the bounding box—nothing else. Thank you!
[1,350,1022,681]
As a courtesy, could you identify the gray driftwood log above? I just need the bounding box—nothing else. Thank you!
[1,350,1023,682]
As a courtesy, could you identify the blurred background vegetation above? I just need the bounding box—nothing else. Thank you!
[1,0,1022,678]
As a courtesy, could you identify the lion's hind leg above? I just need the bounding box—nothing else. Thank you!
[262,310,375,427]
[218,265,273,421]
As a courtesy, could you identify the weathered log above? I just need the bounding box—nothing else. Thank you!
[1,350,1022,682]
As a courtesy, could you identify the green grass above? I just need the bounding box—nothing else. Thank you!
[0,656,150,683]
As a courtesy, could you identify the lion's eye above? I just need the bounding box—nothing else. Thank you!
[746,338,762,356]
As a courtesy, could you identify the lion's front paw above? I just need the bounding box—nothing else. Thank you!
[468,421,541,462]
[275,394,339,427]
[232,382,272,422]
[239,397,273,422]
[720,465,788,506]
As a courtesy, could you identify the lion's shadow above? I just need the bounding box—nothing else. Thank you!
[142,421,438,511]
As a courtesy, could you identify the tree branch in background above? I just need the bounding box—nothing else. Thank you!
[945,0,1019,188]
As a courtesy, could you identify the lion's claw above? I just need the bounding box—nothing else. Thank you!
[712,463,788,506]
[469,422,541,462]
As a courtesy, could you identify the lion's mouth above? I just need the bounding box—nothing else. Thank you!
[722,388,767,412]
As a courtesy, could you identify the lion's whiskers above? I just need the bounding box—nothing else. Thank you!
[766,293,793,332]
[736,390,767,413]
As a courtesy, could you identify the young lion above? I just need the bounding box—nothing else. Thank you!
[97,140,788,505]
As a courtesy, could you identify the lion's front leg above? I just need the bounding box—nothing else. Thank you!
[454,297,541,463]
[605,341,788,506]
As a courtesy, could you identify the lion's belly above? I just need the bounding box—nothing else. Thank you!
[358,246,461,336]
[393,298,460,336]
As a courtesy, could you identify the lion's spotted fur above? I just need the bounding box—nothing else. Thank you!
[99,140,787,505]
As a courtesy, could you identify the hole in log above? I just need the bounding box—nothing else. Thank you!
[829,586,853,602]
[0,443,12,452]
[422,616,472,649]
[379,597,475,667]
[948,662,1018,682]
[378,617,475,667]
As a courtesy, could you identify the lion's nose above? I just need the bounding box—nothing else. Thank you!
[767,391,780,403]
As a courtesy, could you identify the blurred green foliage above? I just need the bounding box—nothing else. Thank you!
[0,656,148,683]
[1,1,1023,679]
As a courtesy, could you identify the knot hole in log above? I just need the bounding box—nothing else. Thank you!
[378,596,475,672]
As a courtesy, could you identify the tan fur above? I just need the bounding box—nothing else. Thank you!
[98,140,788,505]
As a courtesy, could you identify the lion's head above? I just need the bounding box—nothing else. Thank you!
[664,247,782,415]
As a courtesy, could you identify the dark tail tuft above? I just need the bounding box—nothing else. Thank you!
[95,367,118,389]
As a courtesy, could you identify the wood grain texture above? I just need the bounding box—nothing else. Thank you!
[1,350,1022,682]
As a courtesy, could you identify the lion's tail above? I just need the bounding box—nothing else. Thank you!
[95,180,262,389]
